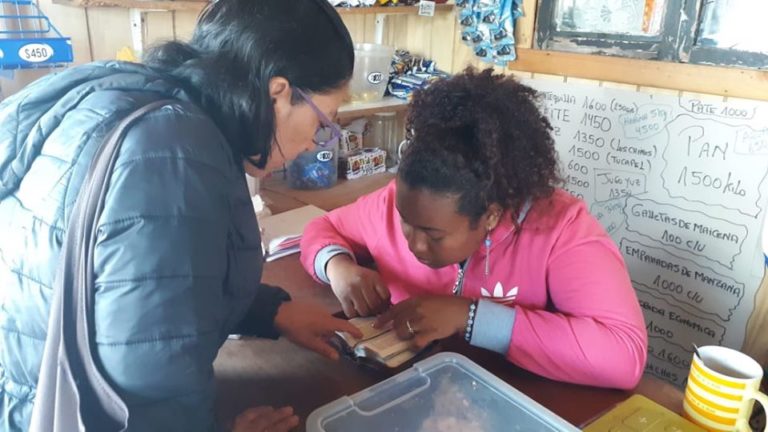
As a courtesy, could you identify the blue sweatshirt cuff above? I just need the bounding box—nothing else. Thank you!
[314,245,354,284]
[470,299,516,355]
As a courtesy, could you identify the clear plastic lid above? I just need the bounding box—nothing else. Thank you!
[306,352,580,432]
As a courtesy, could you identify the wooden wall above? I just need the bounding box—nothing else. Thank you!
[2,1,766,102]
[1,2,499,97]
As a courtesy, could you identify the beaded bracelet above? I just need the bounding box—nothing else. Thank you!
[464,300,479,342]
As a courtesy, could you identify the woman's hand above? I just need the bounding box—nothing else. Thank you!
[374,295,473,349]
[326,255,390,318]
[232,406,299,432]
[274,301,363,360]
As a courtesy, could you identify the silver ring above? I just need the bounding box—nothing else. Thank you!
[406,319,416,336]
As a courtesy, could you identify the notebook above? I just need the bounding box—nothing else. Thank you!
[259,205,326,262]
[334,317,425,368]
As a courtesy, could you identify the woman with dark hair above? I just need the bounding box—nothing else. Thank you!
[0,0,361,431]
[301,68,648,390]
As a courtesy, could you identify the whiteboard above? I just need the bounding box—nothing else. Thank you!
[522,78,768,387]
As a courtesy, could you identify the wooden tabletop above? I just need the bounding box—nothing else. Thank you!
[214,173,684,430]
[260,172,394,213]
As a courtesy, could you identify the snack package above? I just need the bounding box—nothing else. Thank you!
[287,150,338,189]
[474,42,495,63]
[340,148,387,180]
[386,49,448,100]
[459,7,477,29]
[470,26,492,46]
[458,0,522,64]
[494,0,518,64]
[339,118,367,155]
[287,126,338,190]
[329,0,376,7]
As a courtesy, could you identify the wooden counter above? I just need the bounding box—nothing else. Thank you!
[214,257,683,431]
[213,172,684,431]
[260,172,394,213]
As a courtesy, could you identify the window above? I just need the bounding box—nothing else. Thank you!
[686,0,768,68]
[554,0,664,36]
[536,0,768,69]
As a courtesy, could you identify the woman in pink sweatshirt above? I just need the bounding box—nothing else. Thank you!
[300,69,647,390]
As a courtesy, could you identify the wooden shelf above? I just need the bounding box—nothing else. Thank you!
[52,0,206,10]
[336,4,454,15]
[338,96,408,119]
[52,0,453,14]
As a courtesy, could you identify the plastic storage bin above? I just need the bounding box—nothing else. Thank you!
[287,128,339,190]
[306,352,580,432]
[350,44,395,102]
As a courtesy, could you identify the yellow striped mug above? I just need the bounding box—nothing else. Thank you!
[683,345,767,431]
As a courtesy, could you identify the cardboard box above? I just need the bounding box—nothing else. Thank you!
[339,118,367,155]
[340,148,387,180]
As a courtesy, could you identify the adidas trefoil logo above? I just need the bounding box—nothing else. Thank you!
[480,282,518,305]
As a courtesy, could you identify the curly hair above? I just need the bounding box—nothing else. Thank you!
[399,67,562,226]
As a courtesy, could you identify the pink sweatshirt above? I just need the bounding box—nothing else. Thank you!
[300,181,647,389]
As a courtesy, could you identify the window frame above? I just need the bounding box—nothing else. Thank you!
[535,0,768,69]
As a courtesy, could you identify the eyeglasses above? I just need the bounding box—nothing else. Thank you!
[244,88,341,169]
[294,87,342,149]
